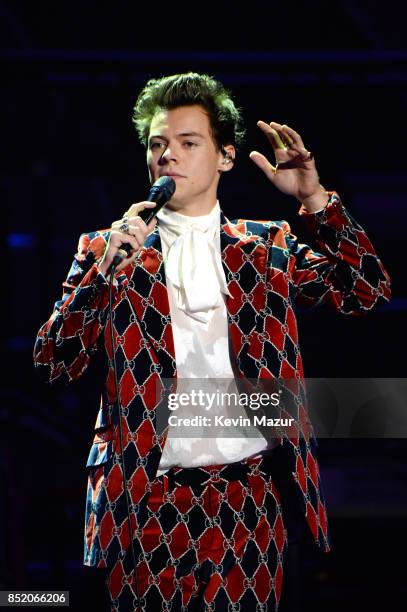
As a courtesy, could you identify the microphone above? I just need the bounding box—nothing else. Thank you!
[112,175,176,268]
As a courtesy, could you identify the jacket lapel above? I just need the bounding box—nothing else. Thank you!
[120,225,176,368]
[220,211,268,375]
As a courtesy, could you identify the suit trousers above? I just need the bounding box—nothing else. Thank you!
[106,452,287,611]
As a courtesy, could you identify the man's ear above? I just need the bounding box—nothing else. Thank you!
[218,144,236,173]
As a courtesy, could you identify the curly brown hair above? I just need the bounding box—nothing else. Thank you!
[132,72,245,152]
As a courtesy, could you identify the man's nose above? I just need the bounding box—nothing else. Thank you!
[159,145,178,164]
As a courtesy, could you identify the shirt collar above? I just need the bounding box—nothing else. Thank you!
[156,200,220,233]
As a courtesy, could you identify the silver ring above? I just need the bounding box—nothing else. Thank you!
[119,217,130,234]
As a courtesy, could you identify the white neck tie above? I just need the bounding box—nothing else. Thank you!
[156,202,232,323]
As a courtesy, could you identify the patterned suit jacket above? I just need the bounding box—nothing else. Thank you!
[34,192,391,568]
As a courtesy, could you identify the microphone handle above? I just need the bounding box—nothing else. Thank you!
[138,188,167,224]
[111,189,168,268]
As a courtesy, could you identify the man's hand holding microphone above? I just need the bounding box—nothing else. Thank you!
[98,176,176,276]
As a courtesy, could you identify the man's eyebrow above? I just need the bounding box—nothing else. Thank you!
[178,131,205,138]
[148,131,205,142]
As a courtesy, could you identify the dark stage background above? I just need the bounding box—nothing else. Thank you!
[1,2,406,610]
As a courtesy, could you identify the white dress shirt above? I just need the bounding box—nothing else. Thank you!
[155,201,269,476]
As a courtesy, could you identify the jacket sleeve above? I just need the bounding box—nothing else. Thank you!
[33,231,117,384]
[286,191,391,314]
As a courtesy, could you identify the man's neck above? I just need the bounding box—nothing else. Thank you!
[165,197,218,217]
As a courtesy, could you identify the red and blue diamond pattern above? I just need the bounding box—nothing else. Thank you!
[34,191,391,569]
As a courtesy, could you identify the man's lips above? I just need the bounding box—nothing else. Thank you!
[160,172,185,178]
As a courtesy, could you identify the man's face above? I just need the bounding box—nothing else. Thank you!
[146,104,233,212]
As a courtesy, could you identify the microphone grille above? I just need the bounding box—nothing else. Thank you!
[153,175,176,197]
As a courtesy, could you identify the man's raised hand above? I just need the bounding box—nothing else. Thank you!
[250,121,327,210]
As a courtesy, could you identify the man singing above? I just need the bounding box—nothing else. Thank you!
[34,72,391,611]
